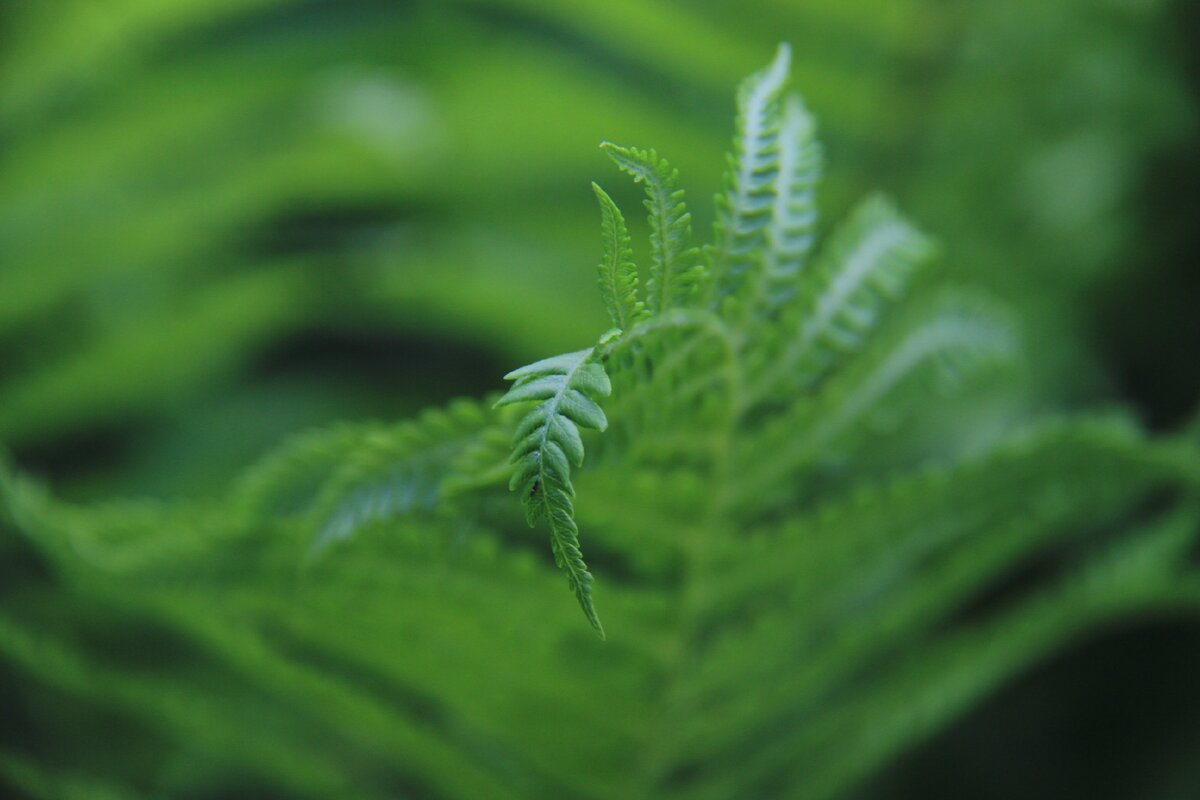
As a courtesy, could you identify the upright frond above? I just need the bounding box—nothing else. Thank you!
[591,183,644,328]
[749,194,935,401]
[601,143,703,313]
[495,348,612,637]
[711,43,791,301]
[751,93,822,314]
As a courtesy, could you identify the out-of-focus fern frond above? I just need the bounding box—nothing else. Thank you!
[711,43,791,302]
[748,194,936,403]
[743,93,822,321]
[307,400,510,556]
[733,290,1019,510]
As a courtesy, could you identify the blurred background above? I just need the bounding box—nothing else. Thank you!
[1,0,1198,797]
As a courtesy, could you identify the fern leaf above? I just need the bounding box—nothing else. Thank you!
[233,421,388,517]
[495,347,612,637]
[750,193,935,400]
[735,291,1019,509]
[711,43,790,301]
[306,400,508,556]
[753,93,822,313]
[601,143,703,313]
[591,183,644,328]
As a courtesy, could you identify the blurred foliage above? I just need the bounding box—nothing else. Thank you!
[1,0,1199,798]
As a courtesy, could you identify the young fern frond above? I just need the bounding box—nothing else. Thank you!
[600,143,703,313]
[711,42,790,302]
[591,183,644,328]
[494,348,612,637]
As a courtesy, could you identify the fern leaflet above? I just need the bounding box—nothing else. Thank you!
[494,347,612,636]
[591,182,644,328]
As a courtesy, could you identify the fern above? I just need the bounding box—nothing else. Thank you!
[3,38,1198,800]
[751,93,822,316]
[591,183,644,328]
[496,46,1007,628]
[711,43,792,303]
[600,143,703,313]
[748,193,936,402]
[306,400,510,555]
[494,347,613,636]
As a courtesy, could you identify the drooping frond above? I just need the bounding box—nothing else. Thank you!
[601,143,703,313]
[710,43,791,302]
[749,193,935,401]
[590,183,644,328]
[495,347,613,636]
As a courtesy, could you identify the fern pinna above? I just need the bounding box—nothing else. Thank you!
[495,348,612,636]
[5,43,1198,800]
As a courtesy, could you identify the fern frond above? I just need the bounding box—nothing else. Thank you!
[755,93,822,312]
[709,414,1170,615]
[233,421,386,517]
[749,194,935,401]
[735,291,1019,508]
[711,43,791,302]
[495,347,612,637]
[703,506,1200,800]
[601,143,703,313]
[307,400,509,556]
[590,182,644,328]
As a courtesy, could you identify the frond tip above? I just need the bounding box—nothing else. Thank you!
[601,142,703,313]
[592,183,644,328]
[495,347,612,637]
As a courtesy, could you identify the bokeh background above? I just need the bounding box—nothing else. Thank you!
[2,0,1198,797]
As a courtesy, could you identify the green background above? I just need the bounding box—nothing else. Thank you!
[2,1,1198,797]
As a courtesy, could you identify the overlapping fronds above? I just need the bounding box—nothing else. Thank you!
[748,193,936,402]
[306,400,511,555]
[601,143,704,313]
